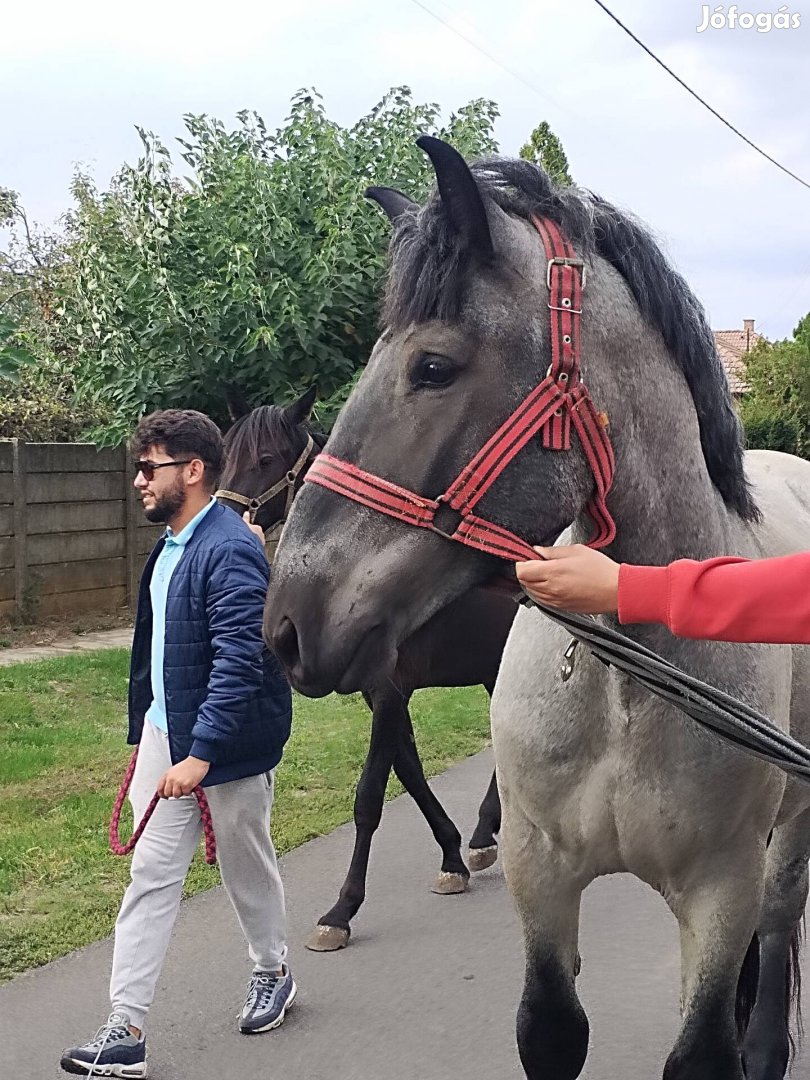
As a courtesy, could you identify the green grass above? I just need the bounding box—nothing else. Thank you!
[0,650,491,983]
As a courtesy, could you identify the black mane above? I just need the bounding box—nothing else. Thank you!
[384,156,758,522]
[223,405,325,471]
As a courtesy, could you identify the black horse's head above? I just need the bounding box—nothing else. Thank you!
[217,387,324,559]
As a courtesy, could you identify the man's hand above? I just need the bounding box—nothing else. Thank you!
[515,544,621,614]
[243,511,266,546]
[157,756,210,799]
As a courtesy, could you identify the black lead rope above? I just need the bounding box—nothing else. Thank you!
[518,595,810,784]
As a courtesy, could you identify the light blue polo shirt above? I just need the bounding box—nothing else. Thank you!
[145,497,217,733]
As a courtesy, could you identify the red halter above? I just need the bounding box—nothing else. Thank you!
[305,216,616,562]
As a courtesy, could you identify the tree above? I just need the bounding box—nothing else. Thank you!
[0,189,109,437]
[57,88,499,443]
[0,312,37,379]
[1,188,49,377]
[740,314,810,459]
[519,121,573,185]
[794,312,810,351]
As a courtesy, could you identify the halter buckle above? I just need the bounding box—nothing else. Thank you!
[429,498,464,541]
[547,257,587,290]
[560,639,579,682]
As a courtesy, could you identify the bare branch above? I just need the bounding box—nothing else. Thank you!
[0,289,31,311]
[15,205,45,269]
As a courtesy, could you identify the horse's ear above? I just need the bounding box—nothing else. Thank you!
[416,135,493,260]
[225,386,253,422]
[365,186,417,224]
[285,385,317,426]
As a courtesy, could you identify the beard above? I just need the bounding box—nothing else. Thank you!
[142,476,187,523]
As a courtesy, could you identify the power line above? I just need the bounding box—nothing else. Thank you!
[409,0,809,193]
[591,0,810,193]
[406,0,572,117]
[406,0,808,333]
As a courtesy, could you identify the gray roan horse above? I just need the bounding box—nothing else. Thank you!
[264,137,810,1079]
[216,389,513,950]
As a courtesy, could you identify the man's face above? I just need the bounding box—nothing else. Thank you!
[133,445,190,524]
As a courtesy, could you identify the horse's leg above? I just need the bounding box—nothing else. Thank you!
[306,689,399,952]
[468,768,500,872]
[663,851,766,1080]
[391,709,470,895]
[743,808,810,1080]
[468,681,501,872]
[502,804,589,1080]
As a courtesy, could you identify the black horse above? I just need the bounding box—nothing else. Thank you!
[217,388,514,950]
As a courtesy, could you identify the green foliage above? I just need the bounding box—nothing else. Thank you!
[1,186,73,354]
[313,367,364,431]
[0,648,491,980]
[519,121,573,185]
[0,367,110,441]
[1,186,103,439]
[1,189,49,380]
[58,88,499,443]
[0,314,38,380]
[740,395,803,455]
[740,318,810,458]
[794,311,810,351]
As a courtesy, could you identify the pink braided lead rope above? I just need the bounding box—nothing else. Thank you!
[109,747,218,865]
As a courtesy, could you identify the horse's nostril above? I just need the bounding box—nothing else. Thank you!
[273,616,301,672]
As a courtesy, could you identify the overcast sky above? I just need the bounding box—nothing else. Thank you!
[3,0,808,338]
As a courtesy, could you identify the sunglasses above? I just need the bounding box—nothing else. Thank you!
[133,459,194,482]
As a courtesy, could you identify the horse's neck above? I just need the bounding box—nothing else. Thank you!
[595,477,735,568]
[585,369,743,567]
[570,395,752,672]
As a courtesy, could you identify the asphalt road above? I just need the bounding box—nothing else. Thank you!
[2,748,806,1079]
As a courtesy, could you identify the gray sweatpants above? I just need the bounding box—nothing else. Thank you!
[110,720,288,1031]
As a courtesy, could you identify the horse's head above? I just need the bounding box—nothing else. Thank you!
[265,138,753,696]
[217,386,323,560]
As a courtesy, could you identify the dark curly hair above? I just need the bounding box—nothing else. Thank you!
[131,410,224,491]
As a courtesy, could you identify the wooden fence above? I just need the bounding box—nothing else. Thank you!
[0,441,163,621]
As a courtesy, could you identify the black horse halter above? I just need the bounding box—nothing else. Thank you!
[216,434,316,560]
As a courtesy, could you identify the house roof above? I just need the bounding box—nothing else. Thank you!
[713,322,763,394]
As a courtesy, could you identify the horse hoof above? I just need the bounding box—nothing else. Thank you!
[305,924,350,952]
[468,845,498,872]
[431,871,470,895]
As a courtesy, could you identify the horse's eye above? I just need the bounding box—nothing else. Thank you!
[259,454,274,467]
[413,354,456,389]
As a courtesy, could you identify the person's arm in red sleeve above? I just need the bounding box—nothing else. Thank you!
[516,546,810,645]
[618,552,810,644]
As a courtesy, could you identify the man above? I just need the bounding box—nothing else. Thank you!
[516,544,810,644]
[61,410,294,1079]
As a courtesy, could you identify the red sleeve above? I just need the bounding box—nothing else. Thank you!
[617,552,810,644]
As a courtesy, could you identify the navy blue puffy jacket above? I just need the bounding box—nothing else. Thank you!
[127,503,292,786]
